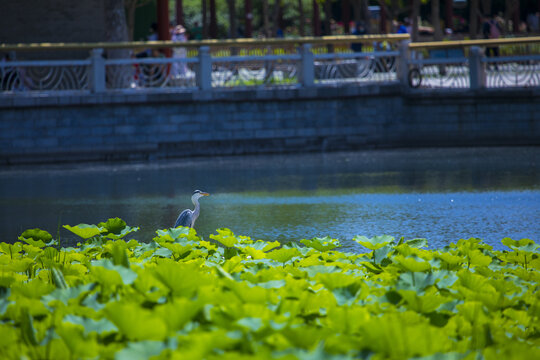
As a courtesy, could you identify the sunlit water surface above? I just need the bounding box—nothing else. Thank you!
[0,147,538,252]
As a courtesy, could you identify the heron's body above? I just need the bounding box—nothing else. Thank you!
[174,190,209,228]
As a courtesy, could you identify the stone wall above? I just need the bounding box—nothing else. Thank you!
[0,85,539,164]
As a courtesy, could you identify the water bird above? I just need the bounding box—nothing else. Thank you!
[174,190,210,228]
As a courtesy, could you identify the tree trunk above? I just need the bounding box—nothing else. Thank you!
[323,0,333,35]
[227,0,237,38]
[105,0,129,45]
[245,0,253,37]
[262,0,271,37]
[209,0,218,38]
[298,0,306,36]
[469,0,479,39]
[312,0,321,36]
[104,0,131,88]
[432,0,443,40]
[202,0,208,39]
[176,0,185,27]
[411,0,420,41]
[125,0,136,41]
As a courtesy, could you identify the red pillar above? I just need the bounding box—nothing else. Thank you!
[312,0,321,36]
[445,0,453,31]
[157,0,171,56]
[513,0,520,33]
[380,2,387,33]
[342,0,351,34]
[245,0,253,37]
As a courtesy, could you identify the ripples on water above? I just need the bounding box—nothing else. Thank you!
[0,147,538,251]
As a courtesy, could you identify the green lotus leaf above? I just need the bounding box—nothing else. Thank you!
[152,259,210,297]
[0,242,23,257]
[242,246,267,259]
[302,265,341,278]
[266,248,301,263]
[42,283,94,306]
[55,322,100,358]
[315,272,357,290]
[301,236,341,252]
[263,241,281,252]
[404,238,428,248]
[155,227,191,242]
[18,228,52,247]
[437,252,463,266]
[10,279,55,299]
[105,301,168,341]
[393,255,431,272]
[210,228,238,247]
[397,271,436,292]
[501,237,537,250]
[63,314,117,335]
[91,259,137,285]
[398,287,450,313]
[467,249,492,267]
[115,340,169,360]
[237,317,264,332]
[6,257,34,273]
[98,217,126,234]
[373,244,393,265]
[63,224,105,239]
[353,235,395,250]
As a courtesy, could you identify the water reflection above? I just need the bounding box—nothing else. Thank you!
[0,147,538,251]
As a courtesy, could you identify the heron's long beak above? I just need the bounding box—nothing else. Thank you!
[201,192,210,196]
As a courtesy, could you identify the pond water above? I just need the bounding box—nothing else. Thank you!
[0,147,539,252]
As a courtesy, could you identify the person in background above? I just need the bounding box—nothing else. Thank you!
[527,12,539,33]
[483,15,502,58]
[190,21,203,40]
[351,22,366,52]
[136,22,158,58]
[171,25,188,77]
[396,20,408,34]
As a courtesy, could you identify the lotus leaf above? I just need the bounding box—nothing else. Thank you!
[63,224,105,239]
[300,236,341,252]
[0,221,539,359]
[353,235,395,250]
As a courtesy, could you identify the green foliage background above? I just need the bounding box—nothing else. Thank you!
[0,218,539,359]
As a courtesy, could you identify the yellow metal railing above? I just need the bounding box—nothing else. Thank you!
[0,34,410,52]
[409,36,540,49]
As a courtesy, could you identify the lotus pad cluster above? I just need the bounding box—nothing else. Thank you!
[0,218,539,359]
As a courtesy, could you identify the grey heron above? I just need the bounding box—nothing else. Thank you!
[174,190,210,228]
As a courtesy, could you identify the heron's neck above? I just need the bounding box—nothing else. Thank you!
[192,197,201,217]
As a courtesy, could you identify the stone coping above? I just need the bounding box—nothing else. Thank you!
[1,84,538,109]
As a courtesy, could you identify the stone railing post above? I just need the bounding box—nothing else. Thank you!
[397,39,411,87]
[469,46,485,89]
[89,48,105,93]
[197,46,212,91]
[299,44,314,87]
